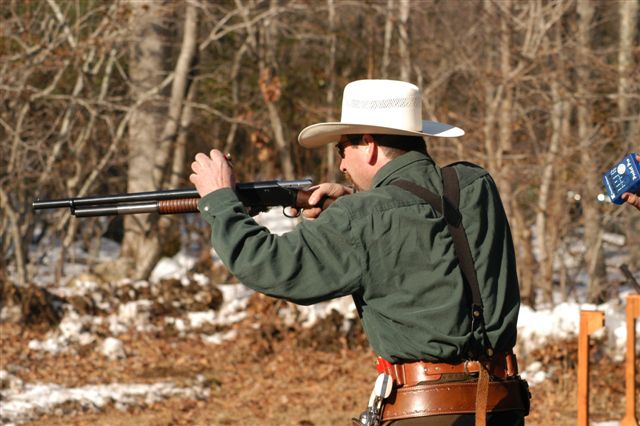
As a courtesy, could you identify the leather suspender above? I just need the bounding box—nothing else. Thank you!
[391,165,494,359]
[384,167,524,426]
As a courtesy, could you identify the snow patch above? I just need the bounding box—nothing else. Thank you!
[101,337,126,360]
[0,378,209,425]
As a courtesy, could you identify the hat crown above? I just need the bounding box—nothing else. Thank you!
[340,80,422,132]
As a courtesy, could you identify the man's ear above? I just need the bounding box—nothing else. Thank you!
[363,134,377,164]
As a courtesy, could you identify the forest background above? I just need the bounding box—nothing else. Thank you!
[2,0,639,304]
[1,0,640,425]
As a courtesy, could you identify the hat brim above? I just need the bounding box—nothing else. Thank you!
[298,121,465,148]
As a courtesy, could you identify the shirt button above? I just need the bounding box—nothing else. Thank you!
[204,206,209,212]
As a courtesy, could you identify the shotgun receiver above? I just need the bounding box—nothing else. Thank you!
[32,179,333,217]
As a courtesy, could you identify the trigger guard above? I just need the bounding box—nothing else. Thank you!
[283,207,300,218]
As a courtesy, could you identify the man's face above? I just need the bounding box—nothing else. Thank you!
[336,135,370,191]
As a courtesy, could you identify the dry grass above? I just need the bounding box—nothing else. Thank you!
[1,294,637,425]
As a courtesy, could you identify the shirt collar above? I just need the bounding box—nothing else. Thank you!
[372,151,436,188]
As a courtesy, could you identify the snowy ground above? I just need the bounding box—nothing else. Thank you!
[1,209,638,425]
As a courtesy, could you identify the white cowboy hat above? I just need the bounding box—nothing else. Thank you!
[298,79,464,148]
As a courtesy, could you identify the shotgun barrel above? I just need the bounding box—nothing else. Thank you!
[32,179,334,217]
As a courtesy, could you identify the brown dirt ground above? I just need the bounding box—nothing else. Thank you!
[1,294,638,426]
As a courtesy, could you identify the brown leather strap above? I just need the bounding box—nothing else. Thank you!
[475,366,490,426]
[378,352,518,387]
[381,378,529,421]
[391,172,495,358]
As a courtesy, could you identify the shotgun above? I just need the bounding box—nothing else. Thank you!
[32,179,333,217]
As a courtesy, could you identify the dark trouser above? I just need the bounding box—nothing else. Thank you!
[383,410,525,425]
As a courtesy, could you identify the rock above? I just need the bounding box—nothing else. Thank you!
[101,337,126,360]
[0,369,25,392]
[4,284,66,330]
[150,278,223,316]
[0,304,23,324]
[66,273,105,291]
[67,295,97,316]
[0,279,23,323]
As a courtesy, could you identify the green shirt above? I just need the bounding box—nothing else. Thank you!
[198,151,520,363]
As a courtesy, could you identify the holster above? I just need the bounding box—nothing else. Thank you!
[381,377,531,422]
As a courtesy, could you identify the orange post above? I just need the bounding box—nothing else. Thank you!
[621,294,640,426]
[577,310,605,426]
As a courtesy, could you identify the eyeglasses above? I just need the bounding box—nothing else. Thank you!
[335,135,363,159]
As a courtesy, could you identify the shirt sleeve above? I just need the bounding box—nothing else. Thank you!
[198,188,364,305]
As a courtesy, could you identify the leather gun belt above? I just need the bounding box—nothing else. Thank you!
[376,352,518,387]
[381,378,529,421]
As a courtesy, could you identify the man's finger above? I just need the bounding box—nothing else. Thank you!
[308,192,320,206]
[209,149,225,160]
[623,192,640,208]
[302,207,322,220]
[195,152,211,164]
[308,185,332,205]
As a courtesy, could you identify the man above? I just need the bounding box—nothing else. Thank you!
[190,80,529,425]
[622,154,640,210]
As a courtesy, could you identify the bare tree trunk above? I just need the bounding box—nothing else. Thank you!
[497,0,513,214]
[171,80,197,189]
[483,0,540,304]
[511,204,536,305]
[558,69,574,301]
[398,0,411,82]
[382,0,395,79]
[536,75,564,304]
[121,1,198,280]
[258,1,294,180]
[223,41,249,155]
[535,26,571,305]
[0,188,26,287]
[505,6,535,307]
[324,0,338,181]
[121,0,171,279]
[156,2,198,187]
[482,0,499,175]
[576,0,607,303]
[618,0,640,265]
[225,0,261,156]
[618,0,638,140]
[367,5,375,79]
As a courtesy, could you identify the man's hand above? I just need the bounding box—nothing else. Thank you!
[292,183,353,220]
[621,154,640,211]
[189,149,235,197]
[622,192,640,210]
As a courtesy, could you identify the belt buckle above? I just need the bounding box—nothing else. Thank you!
[464,359,480,375]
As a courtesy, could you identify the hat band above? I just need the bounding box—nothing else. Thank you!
[346,95,420,110]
